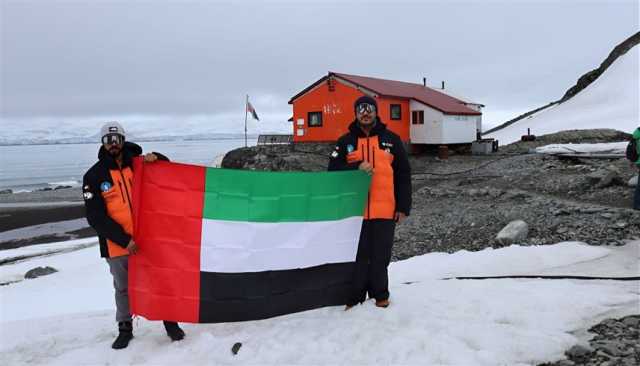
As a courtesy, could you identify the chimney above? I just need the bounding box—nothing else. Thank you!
[441,81,445,89]
[423,77,426,87]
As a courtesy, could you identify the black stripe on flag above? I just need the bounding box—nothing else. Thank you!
[199,262,354,323]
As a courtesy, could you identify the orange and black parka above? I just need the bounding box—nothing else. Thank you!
[328,119,412,219]
[82,142,167,258]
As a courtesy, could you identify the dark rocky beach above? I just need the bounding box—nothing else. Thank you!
[0,188,94,249]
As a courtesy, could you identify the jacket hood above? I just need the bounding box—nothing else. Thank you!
[98,141,142,168]
[348,117,388,137]
[633,127,640,139]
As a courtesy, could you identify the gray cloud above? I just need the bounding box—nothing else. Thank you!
[1,0,638,126]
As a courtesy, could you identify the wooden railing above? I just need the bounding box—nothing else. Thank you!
[257,134,293,145]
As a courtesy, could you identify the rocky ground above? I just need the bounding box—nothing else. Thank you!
[540,315,639,366]
[397,152,639,260]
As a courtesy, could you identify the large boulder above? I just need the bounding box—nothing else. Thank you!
[496,220,529,244]
[585,166,623,188]
[565,344,593,359]
[221,144,333,172]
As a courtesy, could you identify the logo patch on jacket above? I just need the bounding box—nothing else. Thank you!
[82,185,93,200]
[100,181,112,192]
[347,144,354,153]
[381,142,394,148]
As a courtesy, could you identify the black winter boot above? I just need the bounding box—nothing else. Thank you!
[112,321,133,349]
[163,321,185,341]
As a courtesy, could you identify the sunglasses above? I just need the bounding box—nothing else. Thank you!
[356,103,376,114]
[102,134,124,145]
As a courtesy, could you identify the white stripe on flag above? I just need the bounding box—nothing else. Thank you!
[200,216,362,273]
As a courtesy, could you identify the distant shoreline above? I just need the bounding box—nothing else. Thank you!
[0,134,261,147]
[1,138,257,192]
[0,187,82,212]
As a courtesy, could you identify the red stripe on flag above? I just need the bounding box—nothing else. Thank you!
[130,159,205,323]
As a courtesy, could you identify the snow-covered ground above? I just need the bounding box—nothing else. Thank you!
[487,46,639,144]
[1,240,638,365]
[535,141,628,155]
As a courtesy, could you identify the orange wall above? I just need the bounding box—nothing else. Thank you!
[377,96,410,142]
[291,79,410,142]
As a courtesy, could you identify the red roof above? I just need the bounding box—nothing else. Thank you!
[289,72,481,116]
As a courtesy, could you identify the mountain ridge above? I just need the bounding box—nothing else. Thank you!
[484,32,639,136]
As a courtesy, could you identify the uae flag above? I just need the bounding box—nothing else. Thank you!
[129,159,370,323]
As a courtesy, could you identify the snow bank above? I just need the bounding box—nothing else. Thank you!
[535,142,628,155]
[389,241,613,284]
[487,47,639,144]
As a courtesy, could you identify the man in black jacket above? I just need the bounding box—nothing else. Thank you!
[83,121,185,349]
[328,96,412,309]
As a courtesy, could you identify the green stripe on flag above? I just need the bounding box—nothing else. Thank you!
[202,169,370,222]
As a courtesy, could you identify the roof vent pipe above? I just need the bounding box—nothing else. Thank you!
[441,81,445,89]
[423,77,426,87]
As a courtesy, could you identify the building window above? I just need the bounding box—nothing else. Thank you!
[390,104,401,120]
[308,111,323,127]
[411,110,424,124]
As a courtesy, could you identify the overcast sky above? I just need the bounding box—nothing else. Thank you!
[1,0,638,130]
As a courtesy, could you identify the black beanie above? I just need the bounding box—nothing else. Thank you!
[354,95,378,113]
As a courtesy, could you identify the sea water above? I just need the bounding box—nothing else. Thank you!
[0,138,255,192]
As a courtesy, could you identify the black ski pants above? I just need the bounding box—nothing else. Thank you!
[349,219,396,305]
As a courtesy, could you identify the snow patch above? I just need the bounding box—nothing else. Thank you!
[535,142,628,155]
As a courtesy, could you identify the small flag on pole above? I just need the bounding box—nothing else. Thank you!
[246,100,259,121]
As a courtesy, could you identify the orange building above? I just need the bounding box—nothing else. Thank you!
[289,72,483,144]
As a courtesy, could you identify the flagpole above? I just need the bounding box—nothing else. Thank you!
[244,95,248,148]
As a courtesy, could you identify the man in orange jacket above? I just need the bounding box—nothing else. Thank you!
[83,122,184,349]
[328,96,412,309]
